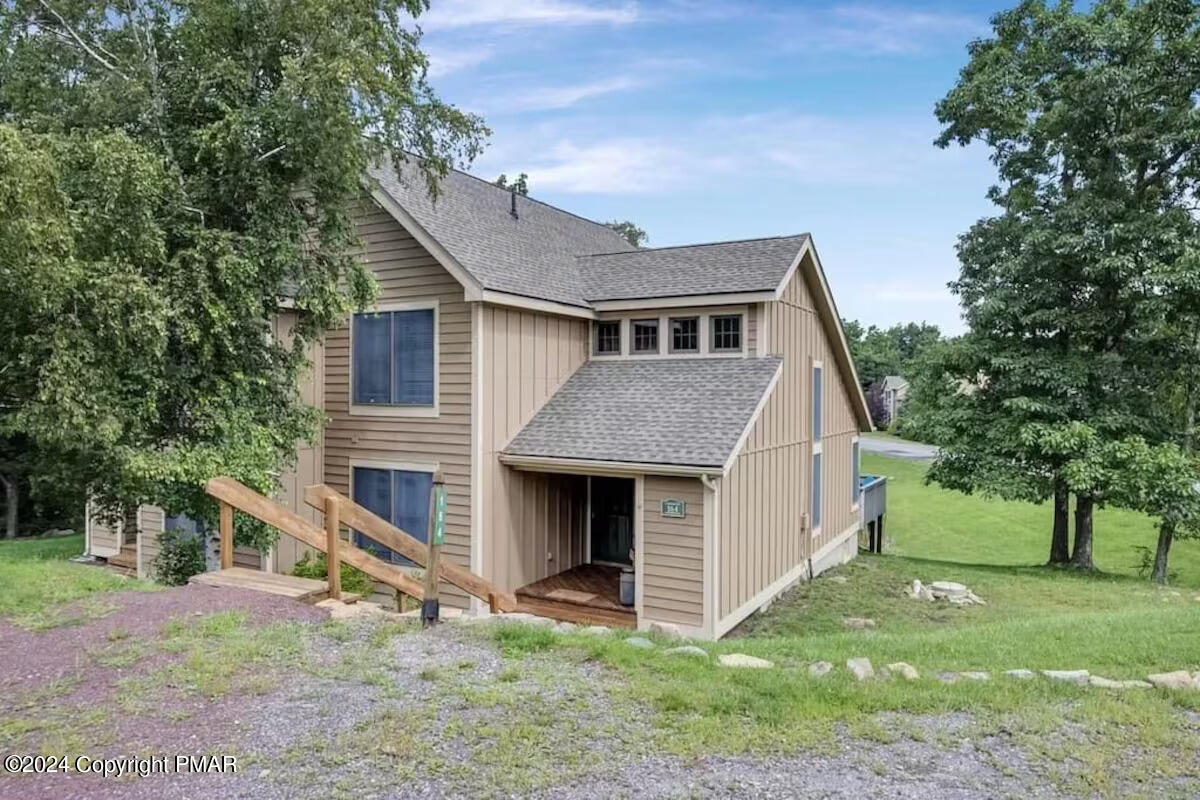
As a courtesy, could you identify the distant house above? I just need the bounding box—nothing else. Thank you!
[879,375,910,425]
[86,157,873,639]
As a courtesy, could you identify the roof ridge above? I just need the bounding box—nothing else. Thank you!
[444,164,634,246]
[576,232,810,258]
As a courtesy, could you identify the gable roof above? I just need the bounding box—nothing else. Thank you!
[578,235,810,302]
[368,158,633,308]
[502,357,782,471]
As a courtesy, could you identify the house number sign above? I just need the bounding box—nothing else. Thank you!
[431,485,447,546]
[660,499,687,519]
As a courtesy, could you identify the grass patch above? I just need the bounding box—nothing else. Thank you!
[0,534,157,629]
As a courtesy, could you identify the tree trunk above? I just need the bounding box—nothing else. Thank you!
[0,473,16,540]
[1070,493,1094,570]
[1152,521,1174,584]
[1049,483,1070,565]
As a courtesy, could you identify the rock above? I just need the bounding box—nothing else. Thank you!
[909,579,923,598]
[846,657,874,681]
[718,653,774,669]
[1042,669,1090,685]
[664,645,709,659]
[809,661,833,677]
[581,625,612,636]
[829,575,849,584]
[936,672,960,684]
[842,617,876,630]
[625,636,655,650]
[1089,676,1153,690]
[1005,669,1035,680]
[885,662,919,681]
[1147,670,1199,690]
[960,671,990,681]
[553,621,577,634]
[930,581,968,599]
[649,621,682,639]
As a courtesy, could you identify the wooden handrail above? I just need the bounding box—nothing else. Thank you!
[303,483,519,612]
[205,476,424,599]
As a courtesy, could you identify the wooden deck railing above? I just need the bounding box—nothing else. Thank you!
[203,476,518,612]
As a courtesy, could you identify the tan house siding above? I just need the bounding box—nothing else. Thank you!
[479,304,590,590]
[324,198,472,607]
[716,251,862,628]
[642,476,705,628]
[138,504,164,578]
[86,500,121,557]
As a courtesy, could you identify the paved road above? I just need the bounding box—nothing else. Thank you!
[861,435,938,461]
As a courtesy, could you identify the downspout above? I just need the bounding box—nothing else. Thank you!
[700,474,719,638]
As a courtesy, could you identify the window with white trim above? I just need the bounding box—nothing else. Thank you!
[851,438,861,506]
[812,362,823,442]
[670,317,699,353]
[352,308,436,407]
[710,314,742,352]
[811,450,822,533]
[352,465,433,566]
[632,319,659,354]
[595,321,621,354]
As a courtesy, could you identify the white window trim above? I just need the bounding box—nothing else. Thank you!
[348,300,440,418]
[850,435,861,512]
[812,358,824,443]
[348,458,440,577]
[592,307,748,361]
[811,444,823,539]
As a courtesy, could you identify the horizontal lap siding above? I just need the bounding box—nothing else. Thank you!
[86,501,121,556]
[325,199,472,607]
[643,477,704,627]
[480,305,590,590]
[717,254,861,623]
[138,505,164,579]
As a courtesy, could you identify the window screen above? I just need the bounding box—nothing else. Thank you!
[811,452,823,531]
[595,321,621,354]
[632,319,658,354]
[352,309,435,406]
[711,314,742,351]
[851,440,860,505]
[670,317,699,353]
[352,466,433,566]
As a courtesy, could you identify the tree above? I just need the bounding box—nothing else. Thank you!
[494,173,529,195]
[605,220,648,248]
[843,320,942,390]
[932,0,1200,571]
[0,1,487,543]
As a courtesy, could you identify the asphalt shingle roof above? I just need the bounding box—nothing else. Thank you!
[578,235,810,302]
[503,357,783,468]
[369,159,634,307]
[369,158,809,307]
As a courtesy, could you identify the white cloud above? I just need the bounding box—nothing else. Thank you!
[423,46,496,78]
[421,0,638,29]
[499,75,646,111]
[492,138,712,194]
[777,4,987,56]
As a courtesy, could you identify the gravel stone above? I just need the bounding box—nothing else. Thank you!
[809,661,833,677]
[1042,669,1090,685]
[1005,669,1035,680]
[664,645,709,659]
[885,662,920,681]
[847,657,874,681]
[625,636,655,650]
[718,653,774,669]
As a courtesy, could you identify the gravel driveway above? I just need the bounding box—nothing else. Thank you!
[1,589,1191,799]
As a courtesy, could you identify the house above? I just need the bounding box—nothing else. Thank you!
[879,375,910,425]
[85,158,873,639]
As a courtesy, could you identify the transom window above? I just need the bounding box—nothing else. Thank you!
[632,319,659,354]
[595,321,621,354]
[711,314,742,352]
[352,308,435,406]
[670,317,699,353]
[352,466,434,566]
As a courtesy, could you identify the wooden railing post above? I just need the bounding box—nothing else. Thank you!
[219,501,234,570]
[324,494,341,600]
[421,470,446,627]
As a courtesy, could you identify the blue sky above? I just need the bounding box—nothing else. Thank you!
[417,1,1009,334]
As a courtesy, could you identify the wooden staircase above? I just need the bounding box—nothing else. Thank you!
[199,477,519,613]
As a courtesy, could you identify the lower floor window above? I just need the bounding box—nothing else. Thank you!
[811,451,822,532]
[352,466,433,565]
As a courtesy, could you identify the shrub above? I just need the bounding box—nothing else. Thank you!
[153,529,206,585]
[290,551,373,597]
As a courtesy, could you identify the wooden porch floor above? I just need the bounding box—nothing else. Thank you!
[515,563,636,628]
[190,567,329,603]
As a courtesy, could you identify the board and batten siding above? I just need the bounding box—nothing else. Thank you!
[716,250,862,631]
[323,198,472,607]
[641,476,705,628]
[479,305,591,591]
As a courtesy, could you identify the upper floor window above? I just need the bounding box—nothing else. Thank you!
[632,319,659,354]
[353,308,435,406]
[711,314,742,352]
[595,321,621,354]
[670,317,699,353]
[812,362,823,442]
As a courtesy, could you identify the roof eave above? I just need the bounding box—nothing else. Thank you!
[499,453,721,478]
[589,290,777,312]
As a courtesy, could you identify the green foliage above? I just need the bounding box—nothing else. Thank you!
[843,320,943,391]
[290,551,373,597]
[604,220,648,248]
[151,529,206,586]
[494,173,529,195]
[0,1,487,540]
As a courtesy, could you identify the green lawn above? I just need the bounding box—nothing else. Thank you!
[0,534,156,629]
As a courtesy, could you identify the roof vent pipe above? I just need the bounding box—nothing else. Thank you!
[510,188,519,220]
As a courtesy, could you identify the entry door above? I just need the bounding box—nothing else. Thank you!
[591,477,634,565]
